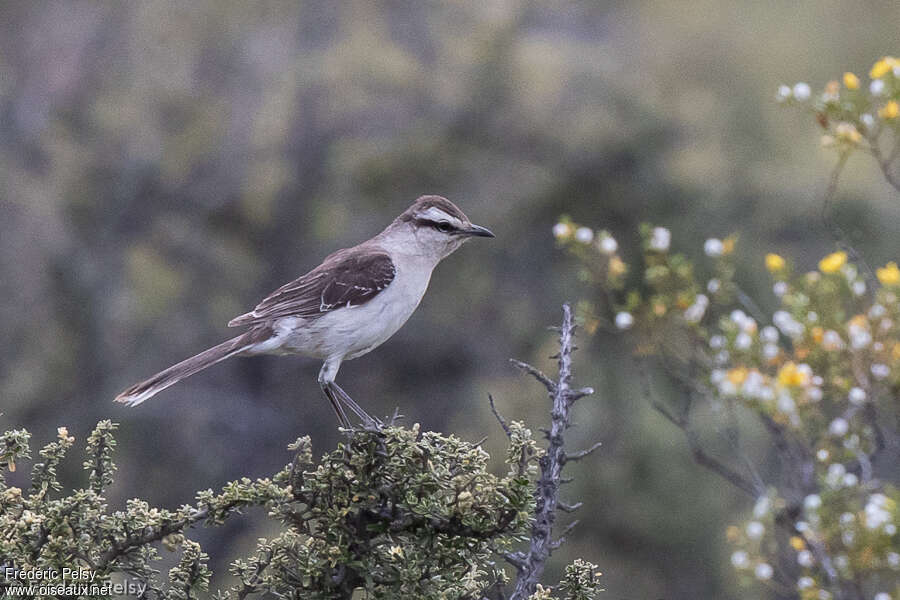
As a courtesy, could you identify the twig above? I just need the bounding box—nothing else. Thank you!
[509,360,557,395]
[563,442,602,463]
[489,394,512,438]
[636,357,762,497]
[821,152,879,293]
[507,304,597,600]
[869,137,900,193]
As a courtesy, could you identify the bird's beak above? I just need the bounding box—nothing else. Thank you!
[461,223,495,238]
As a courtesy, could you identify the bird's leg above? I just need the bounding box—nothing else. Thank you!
[318,359,350,429]
[320,380,350,428]
[329,381,382,430]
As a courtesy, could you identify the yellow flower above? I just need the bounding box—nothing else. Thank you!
[843,72,860,90]
[608,256,627,278]
[777,362,808,387]
[877,261,900,285]
[765,253,786,272]
[726,367,748,386]
[726,525,740,541]
[835,122,861,144]
[811,326,824,344]
[870,57,896,79]
[818,251,847,274]
[880,100,899,120]
[722,235,737,255]
[790,536,806,550]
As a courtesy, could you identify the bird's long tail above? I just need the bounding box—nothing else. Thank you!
[114,333,255,407]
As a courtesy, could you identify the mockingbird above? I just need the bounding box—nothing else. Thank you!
[115,195,494,427]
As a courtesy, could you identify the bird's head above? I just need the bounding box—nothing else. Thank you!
[390,195,494,260]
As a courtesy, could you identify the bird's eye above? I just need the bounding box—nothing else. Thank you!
[435,221,452,233]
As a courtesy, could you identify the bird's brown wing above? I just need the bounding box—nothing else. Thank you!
[227,249,396,327]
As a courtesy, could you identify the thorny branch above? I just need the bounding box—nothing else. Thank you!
[498,303,598,600]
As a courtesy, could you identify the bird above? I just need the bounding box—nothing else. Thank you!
[114,195,494,428]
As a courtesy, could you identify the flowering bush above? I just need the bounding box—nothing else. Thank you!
[553,55,900,600]
[777,56,899,203]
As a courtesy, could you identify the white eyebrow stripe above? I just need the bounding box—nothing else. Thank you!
[418,206,463,226]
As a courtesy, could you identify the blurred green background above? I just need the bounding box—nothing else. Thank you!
[2,1,899,598]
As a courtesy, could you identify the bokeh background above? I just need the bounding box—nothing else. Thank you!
[2,2,899,598]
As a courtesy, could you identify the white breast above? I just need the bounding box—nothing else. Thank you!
[262,253,435,361]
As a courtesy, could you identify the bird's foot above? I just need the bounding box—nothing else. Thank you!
[327,381,384,433]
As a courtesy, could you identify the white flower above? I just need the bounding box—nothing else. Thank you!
[887,552,900,568]
[553,223,572,239]
[773,281,788,297]
[735,332,752,350]
[861,113,876,130]
[599,235,618,254]
[773,310,804,339]
[707,278,721,293]
[649,227,671,251]
[849,387,867,404]
[575,227,594,243]
[843,473,858,487]
[804,494,822,511]
[731,309,748,326]
[730,550,749,568]
[874,593,891,600]
[812,375,824,386]
[850,329,871,350]
[816,448,829,461]
[684,295,709,323]
[753,496,771,518]
[871,364,890,380]
[835,555,849,570]
[715,350,730,365]
[871,79,885,96]
[777,391,796,413]
[793,82,811,101]
[746,521,765,539]
[869,304,886,319]
[615,312,634,330]
[710,335,726,349]
[826,463,846,487]
[704,238,724,257]
[822,330,844,351]
[761,326,779,343]
[852,280,866,296]
[886,523,897,535]
[797,576,814,590]
[829,417,849,437]
[762,343,780,361]
[797,549,814,567]
[742,371,768,398]
[807,387,822,402]
[864,494,893,530]
[754,563,773,581]
[795,521,810,532]
[776,84,792,102]
[841,530,855,545]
